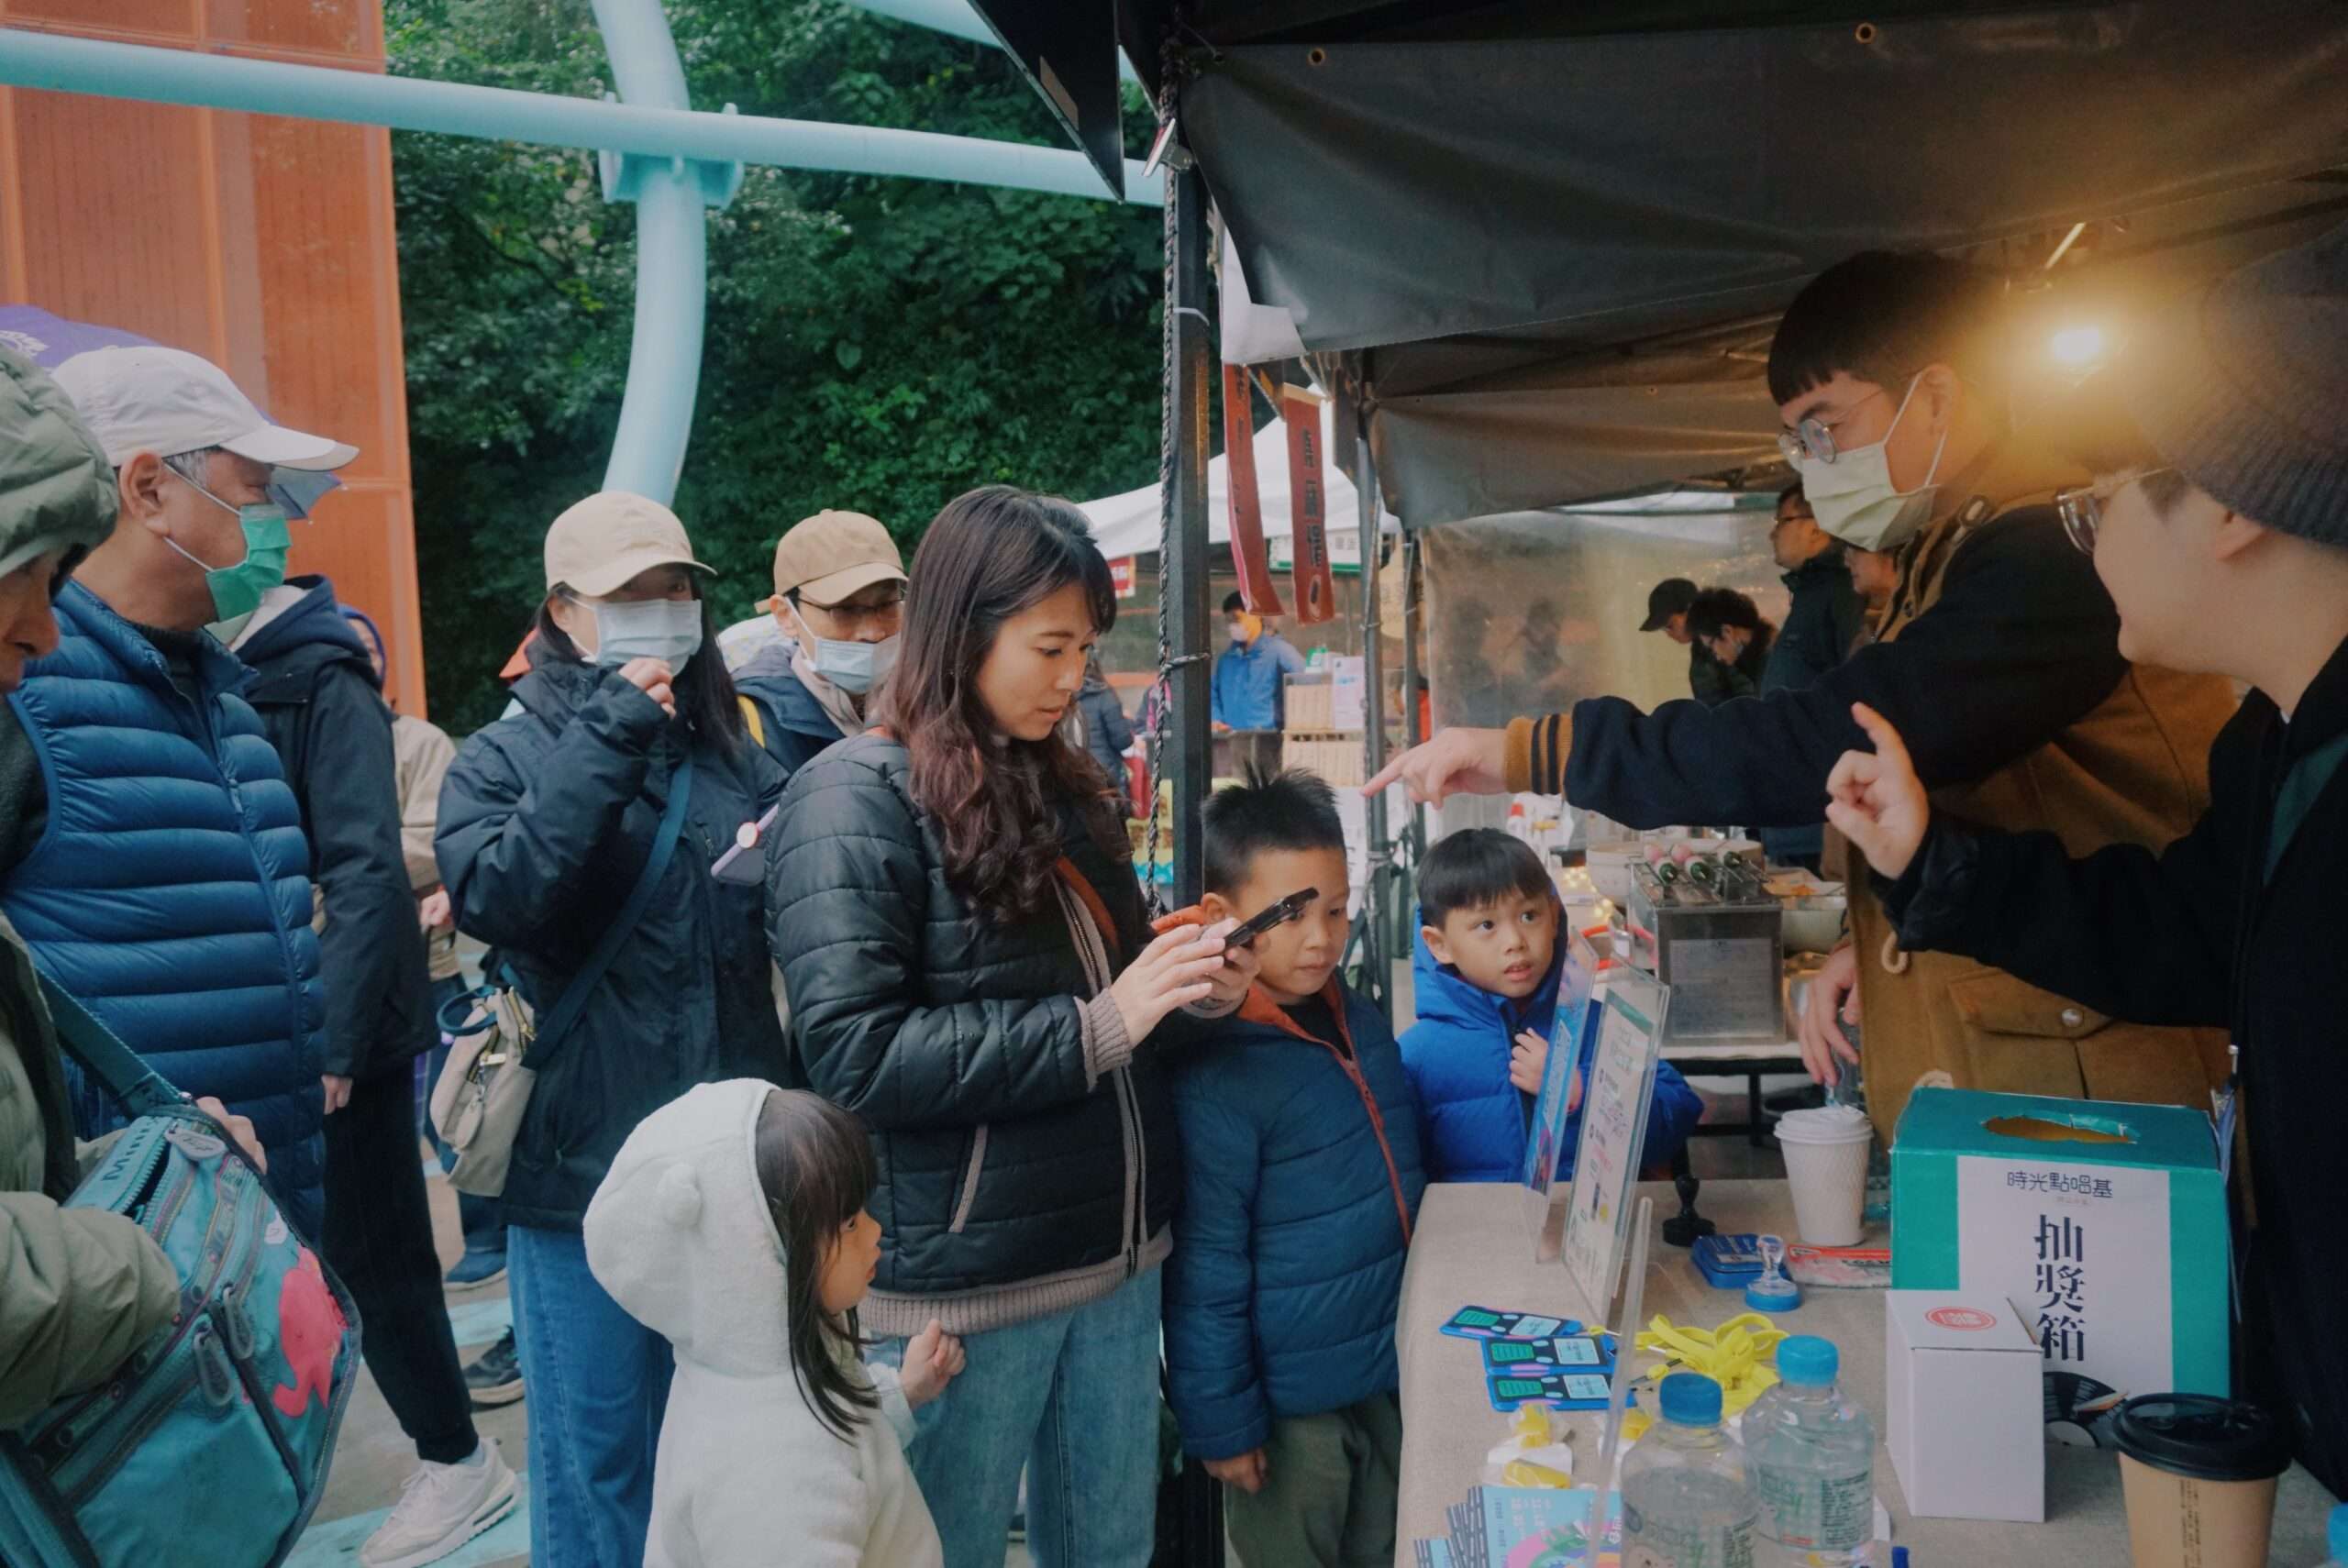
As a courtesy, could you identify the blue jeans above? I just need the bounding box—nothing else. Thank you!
[889,1266,1163,1568]
[507,1224,673,1568]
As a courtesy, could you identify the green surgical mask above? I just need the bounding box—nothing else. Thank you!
[168,477,292,626]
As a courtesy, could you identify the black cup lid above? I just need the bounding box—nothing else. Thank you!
[2111,1395,2292,1482]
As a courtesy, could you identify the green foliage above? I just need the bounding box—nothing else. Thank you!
[390,0,1163,731]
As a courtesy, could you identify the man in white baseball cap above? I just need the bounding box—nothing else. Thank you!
[30,346,520,1566]
[6,341,347,1210]
[50,344,355,640]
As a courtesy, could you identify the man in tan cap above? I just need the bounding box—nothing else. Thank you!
[733,508,907,779]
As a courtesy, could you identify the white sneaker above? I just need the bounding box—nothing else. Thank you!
[359,1439,520,1568]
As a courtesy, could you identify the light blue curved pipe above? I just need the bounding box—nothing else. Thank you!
[591,0,704,501]
[0,28,1156,204]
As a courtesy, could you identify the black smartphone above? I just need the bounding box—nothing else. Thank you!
[1224,887,1318,951]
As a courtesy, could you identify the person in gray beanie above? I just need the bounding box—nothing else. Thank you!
[1822,220,2348,1496]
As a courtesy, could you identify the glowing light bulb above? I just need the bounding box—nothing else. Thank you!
[2049,326,2106,367]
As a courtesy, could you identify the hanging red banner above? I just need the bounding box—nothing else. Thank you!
[1283,384,1335,624]
[1222,364,1283,614]
[1109,556,1136,599]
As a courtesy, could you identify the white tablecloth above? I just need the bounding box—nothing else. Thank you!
[1395,1180,2334,1567]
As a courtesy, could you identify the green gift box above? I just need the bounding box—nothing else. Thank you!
[1891,1088,2229,1421]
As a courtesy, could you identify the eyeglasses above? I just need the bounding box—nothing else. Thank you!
[2054,469,2174,556]
[792,584,907,631]
[1776,387,1889,467]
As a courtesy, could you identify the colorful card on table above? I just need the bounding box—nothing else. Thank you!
[1456,1485,1623,1567]
[1440,1306,1580,1341]
[1480,1334,1615,1375]
[1486,1370,1615,1412]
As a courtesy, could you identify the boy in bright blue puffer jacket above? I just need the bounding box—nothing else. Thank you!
[1401,829,1703,1183]
[1163,767,1425,1568]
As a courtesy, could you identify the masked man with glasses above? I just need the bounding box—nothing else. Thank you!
[0,346,343,1234]
[1824,223,2348,1495]
[734,509,908,782]
[1369,250,2239,1141]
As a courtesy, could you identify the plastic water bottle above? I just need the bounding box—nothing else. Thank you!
[1746,1336,1875,1566]
[2316,1501,2348,1565]
[1622,1373,1759,1568]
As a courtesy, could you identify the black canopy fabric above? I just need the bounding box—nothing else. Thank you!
[1185,6,2348,355]
[976,0,2348,520]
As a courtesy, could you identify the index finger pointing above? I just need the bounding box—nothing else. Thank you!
[1363,753,1408,797]
[1849,702,1913,768]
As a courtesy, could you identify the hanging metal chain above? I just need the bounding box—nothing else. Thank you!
[1139,47,1182,917]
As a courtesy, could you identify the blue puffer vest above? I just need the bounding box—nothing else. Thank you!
[3,584,327,1226]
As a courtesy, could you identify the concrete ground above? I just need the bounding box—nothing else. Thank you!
[295,962,1782,1566]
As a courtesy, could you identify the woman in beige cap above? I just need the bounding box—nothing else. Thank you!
[433,491,790,1568]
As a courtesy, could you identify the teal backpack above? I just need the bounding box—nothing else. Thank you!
[0,978,361,1568]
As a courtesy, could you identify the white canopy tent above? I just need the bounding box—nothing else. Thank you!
[1080,395,1398,562]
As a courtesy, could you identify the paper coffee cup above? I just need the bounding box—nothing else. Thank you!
[2112,1395,2291,1568]
[1774,1105,1873,1246]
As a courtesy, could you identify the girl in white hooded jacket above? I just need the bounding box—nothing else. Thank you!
[585,1079,965,1567]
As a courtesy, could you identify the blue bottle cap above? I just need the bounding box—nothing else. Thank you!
[2331,1501,2348,1558]
[1745,1274,1801,1312]
[1777,1335,1839,1386]
[1658,1372,1723,1427]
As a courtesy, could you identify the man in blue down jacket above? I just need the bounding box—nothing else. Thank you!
[4,346,337,1231]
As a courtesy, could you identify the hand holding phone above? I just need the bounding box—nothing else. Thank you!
[1224,887,1318,951]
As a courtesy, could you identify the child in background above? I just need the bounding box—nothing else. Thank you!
[583,1082,967,1568]
[1163,768,1427,1568]
[1401,829,1703,1183]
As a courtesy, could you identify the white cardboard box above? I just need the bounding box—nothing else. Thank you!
[1885,1291,2045,1523]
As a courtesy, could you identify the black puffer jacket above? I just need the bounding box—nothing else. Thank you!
[436,649,789,1230]
[236,576,430,1079]
[765,733,1177,1305]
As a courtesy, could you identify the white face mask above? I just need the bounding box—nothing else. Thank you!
[810,634,900,695]
[592,598,702,670]
[1792,374,1951,552]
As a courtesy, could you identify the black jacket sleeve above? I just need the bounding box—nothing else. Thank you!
[435,674,669,955]
[1560,513,2130,828]
[1884,809,2238,1030]
[764,756,1104,1132]
[297,668,429,1078]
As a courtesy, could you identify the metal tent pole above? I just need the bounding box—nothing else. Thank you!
[1399,525,1425,897]
[1355,403,1391,1020]
[1162,154,1224,1568]
[1165,162,1214,911]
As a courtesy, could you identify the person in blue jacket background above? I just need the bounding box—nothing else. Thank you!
[1211,590,1308,732]
[1401,829,1702,1183]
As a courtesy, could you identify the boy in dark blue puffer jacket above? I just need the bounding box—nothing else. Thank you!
[1163,767,1425,1568]
[1401,830,1703,1184]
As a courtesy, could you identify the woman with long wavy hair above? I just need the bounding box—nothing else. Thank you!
[765,486,1254,1568]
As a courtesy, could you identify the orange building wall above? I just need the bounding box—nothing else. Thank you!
[0,0,426,714]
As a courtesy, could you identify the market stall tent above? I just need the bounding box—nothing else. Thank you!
[978,0,2348,523]
[1079,393,1396,561]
